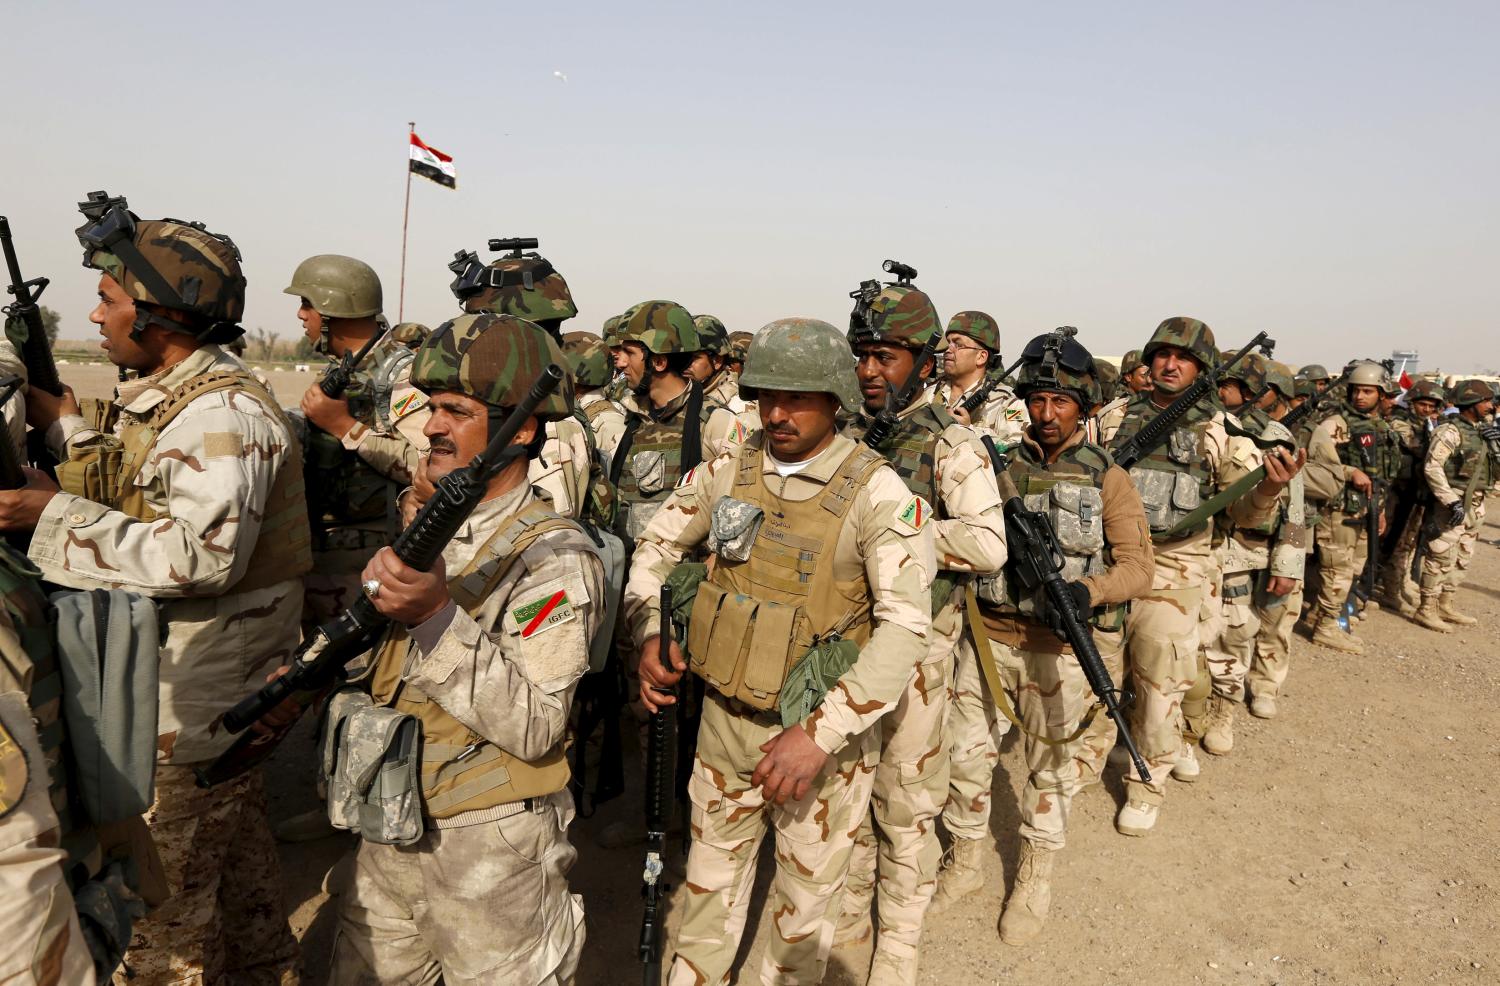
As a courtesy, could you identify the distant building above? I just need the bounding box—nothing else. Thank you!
[1391,349,1420,375]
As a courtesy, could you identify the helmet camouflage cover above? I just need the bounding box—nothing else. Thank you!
[1450,378,1494,407]
[1405,378,1446,404]
[562,330,613,388]
[848,284,942,351]
[620,300,707,355]
[1221,350,1268,394]
[1265,360,1296,399]
[1141,316,1218,369]
[945,311,999,353]
[412,313,573,420]
[1013,329,1101,408]
[1120,349,1145,374]
[283,254,383,319]
[739,318,861,413]
[460,254,578,323]
[80,215,246,327]
[1094,359,1119,401]
[389,321,430,348]
[728,330,754,362]
[602,314,625,347]
[692,315,732,356]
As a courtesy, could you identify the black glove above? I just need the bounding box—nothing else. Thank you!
[1042,580,1093,640]
[1450,501,1467,527]
[1480,424,1500,444]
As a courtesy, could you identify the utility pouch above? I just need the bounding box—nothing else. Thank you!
[55,434,127,505]
[778,637,861,727]
[1167,428,1197,464]
[1130,466,1175,533]
[687,581,801,710]
[323,689,423,846]
[632,450,669,495]
[707,496,764,563]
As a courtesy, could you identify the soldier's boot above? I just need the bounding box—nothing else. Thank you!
[1413,594,1452,633]
[1439,590,1478,626]
[998,842,1057,946]
[1115,800,1159,837]
[928,836,989,916]
[833,907,872,949]
[1311,615,1363,653]
[1170,743,1200,783]
[274,808,337,843]
[865,943,919,986]
[1201,694,1235,757]
[1249,691,1278,720]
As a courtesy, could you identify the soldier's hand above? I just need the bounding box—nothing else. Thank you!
[0,467,59,531]
[250,666,302,736]
[752,727,829,805]
[1450,501,1467,527]
[23,384,80,429]
[1265,575,1299,597]
[362,547,451,626]
[1378,510,1388,537]
[1256,447,1305,496]
[1348,466,1373,495]
[301,384,357,438]
[950,405,972,425]
[638,635,686,713]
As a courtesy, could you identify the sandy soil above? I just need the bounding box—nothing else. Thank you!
[62,360,1496,985]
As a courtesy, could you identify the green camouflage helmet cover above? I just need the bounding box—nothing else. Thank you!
[1141,316,1218,369]
[1450,378,1494,407]
[1094,359,1120,401]
[1221,350,1268,394]
[848,284,942,351]
[620,300,706,355]
[1014,332,1102,408]
[1265,360,1296,399]
[463,255,578,323]
[1298,363,1331,382]
[1405,379,1446,404]
[692,315,732,356]
[739,318,861,413]
[727,330,754,362]
[561,330,613,387]
[945,311,1000,353]
[602,314,625,347]
[1120,349,1146,374]
[282,255,382,319]
[83,218,246,327]
[390,321,430,348]
[1294,377,1318,399]
[412,313,573,420]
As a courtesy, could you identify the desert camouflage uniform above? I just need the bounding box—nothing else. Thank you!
[624,434,934,986]
[577,390,627,467]
[837,396,1006,961]
[935,378,1028,448]
[0,337,27,453]
[1417,416,1492,600]
[615,386,747,540]
[1247,410,1310,705]
[1091,393,1130,445]
[1381,405,1432,605]
[34,345,305,985]
[331,484,602,985]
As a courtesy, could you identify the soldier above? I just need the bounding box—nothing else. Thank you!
[1411,379,1496,631]
[1301,360,1399,652]
[603,315,631,404]
[562,329,627,466]
[0,196,307,982]
[1092,352,1133,445]
[934,332,1152,944]
[1201,352,1306,744]
[287,254,427,626]
[328,314,600,983]
[692,314,759,427]
[628,318,935,985]
[936,310,1028,447]
[1094,359,1120,405]
[836,285,1007,982]
[726,329,755,374]
[1380,379,1445,614]
[1106,318,1297,835]
[1120,349,1150,395]
[1298,363,1333,396]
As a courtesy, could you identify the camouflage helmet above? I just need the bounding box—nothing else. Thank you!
[945,311,999,354]
[601,314,625,347]
[389,321,430,349]
[1013,328,1100,409]
[1405,378,1446,405]
[449,247,577,324]
[1294,377,1318,400]
[1450,379,1495,407]
[561,330,613,388]
[692,315,732,356]
[1094,359,1120,402]
[1221,350,1268,395]
[1141,316,1218,369]
[848,284,942,351]
[411,313,573,421]
[1265,360,1296,400]
[75,190,245,339]
[1298,363,1331,383]
[738,318,860,414]
[728,330,754,363]
[1120,349,1146,375]
[619,300,708,355]
[1346,360,1391,391]
[283,255,382,320]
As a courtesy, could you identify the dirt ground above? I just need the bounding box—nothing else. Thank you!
[61,359,1498,985]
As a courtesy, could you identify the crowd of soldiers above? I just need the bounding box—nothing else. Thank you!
[0,193,1496,986]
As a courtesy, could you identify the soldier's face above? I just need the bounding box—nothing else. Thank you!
[1217,380,1248,411]
[855,342,924,411]
[942,334,988,381]
[1412,398,1440,418]
[1026,391,1082,448]
[1349,385,1381,412]
[1314,379,1329,393]
[89,274,153,370]
[422,391,538,484]
[609,345,626,371]
[1149,345,1201,396]
[1257,388,1280,411]
[621,343,651,388]
[684,352,716,383]
[1125,365,1152,392]
[759,389,840,461]
[296,298,323,342]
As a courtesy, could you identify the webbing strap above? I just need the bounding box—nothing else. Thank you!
[1154,466,1265,542]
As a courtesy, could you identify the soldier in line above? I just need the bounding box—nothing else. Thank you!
[1412,379,1496,632]
[836,286,1007,983]
[725,330,755,374]
[1380,379,1446,615]
[935,310,1028,447]
[0,199,308,983]
[934,333,1152,944]
[1298,364,1332,397]
[326,314,600,984]
[603,315,632,405]
[1106,318,1298,836]
[629,318,935,985]
[1119,349,1150,395]
[562,330,627,466]
[1093,359,1120,405]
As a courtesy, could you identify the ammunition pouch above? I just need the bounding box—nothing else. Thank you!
[778,637,861,727]
[322,689,423,846]
[687,581,803,711]
[1131,466,1203,535]
[55,434,126,505]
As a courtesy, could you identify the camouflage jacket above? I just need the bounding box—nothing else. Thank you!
[936,377,1028,448]
[0,337,26,454]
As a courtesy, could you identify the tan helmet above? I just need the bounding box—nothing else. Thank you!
[1346,360,1391,391]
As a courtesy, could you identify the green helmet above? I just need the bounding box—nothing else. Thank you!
[848,284,942,350]
[1094,359,1119,402]
[412,313,573,420]
[1141,316,1218,370]
[390,321,430,349]
[562,330,613,388]
[1406,379,1446,404]
[1013,328,1100,408]
[738,318,861,414]
[1294,377,1318,399]
[728,330,754,362]
[1221,350,1268,395]
[692,315,732,356]
[602,314,625,347]
[1265,360,1296,399]
[75,190,245,341]
[1451,379,1494,407]
[620,300,706,355]
[945,311,999,354]
[1298,363,1331,383]
[283,255,383,320]
[448,246,577,324]
[1120,349,1145,375]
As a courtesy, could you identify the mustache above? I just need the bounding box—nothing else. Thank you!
[429,438,458,455]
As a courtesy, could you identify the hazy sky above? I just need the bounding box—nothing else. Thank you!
[4,1,1496,373]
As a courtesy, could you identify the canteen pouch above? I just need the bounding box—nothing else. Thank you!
[778,637,861,728]
[632,450,669,495]
[707,497,764,563]
[323,689,423,846]
[687,581,801,710]
[54,434,127,506]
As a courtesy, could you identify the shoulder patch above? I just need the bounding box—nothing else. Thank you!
[895,494,931,532]
[392,392,427,420]
[1004,407,1025,421]
[0,716,29,820]
[678,466,697,488]
[727,419,748,446]
[509,584,577,639]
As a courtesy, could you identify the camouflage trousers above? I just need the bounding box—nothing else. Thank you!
[330,792,584,985]
[1203,569,1260,704]
[1419,499,1485,594]
[840,623,954,958]
[669,693,877,986]
[1122,584,1206,806]
[1383,504,1423,599]
[1249,578,1303,700]
[1313,519,1366,619]
[115,766,297,986]
[304,529,390,631]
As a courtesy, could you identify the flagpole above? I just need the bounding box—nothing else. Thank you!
[398,120,415,321]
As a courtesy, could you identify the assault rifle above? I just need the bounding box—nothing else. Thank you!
[1339,436,1382,630]
[639,584,677,985]
[1,216,64,398]
[854,259,936,449]
[0,374,26,489]
[1111,332,1274,470]
[317,324,387,399]
[1002,497,1151,782]
[958,351,1029,416]
[195,364,566,787]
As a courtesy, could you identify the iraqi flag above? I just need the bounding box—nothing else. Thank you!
[409,132,456,189]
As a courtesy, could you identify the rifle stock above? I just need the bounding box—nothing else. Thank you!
[862,334,940,449]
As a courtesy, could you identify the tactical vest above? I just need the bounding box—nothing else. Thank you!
[977,441,1122,629]
[57,371,313,593]
[1389,410,1430,484]
[686,438,887,712]
[1442,417,1494,491]
[360,344,416,433]
[306,347,410,539]
[1334,405,1396,519]
[367,501,582,819]
[612,384,720,541]
[568,406,617,529]
[866,402,960,609]
[579,395,616,429]
[1109,398,1214,538]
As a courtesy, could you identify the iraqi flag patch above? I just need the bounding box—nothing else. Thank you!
[895,495,931,532]
[392,392,427,420]
[512,589,576,639]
